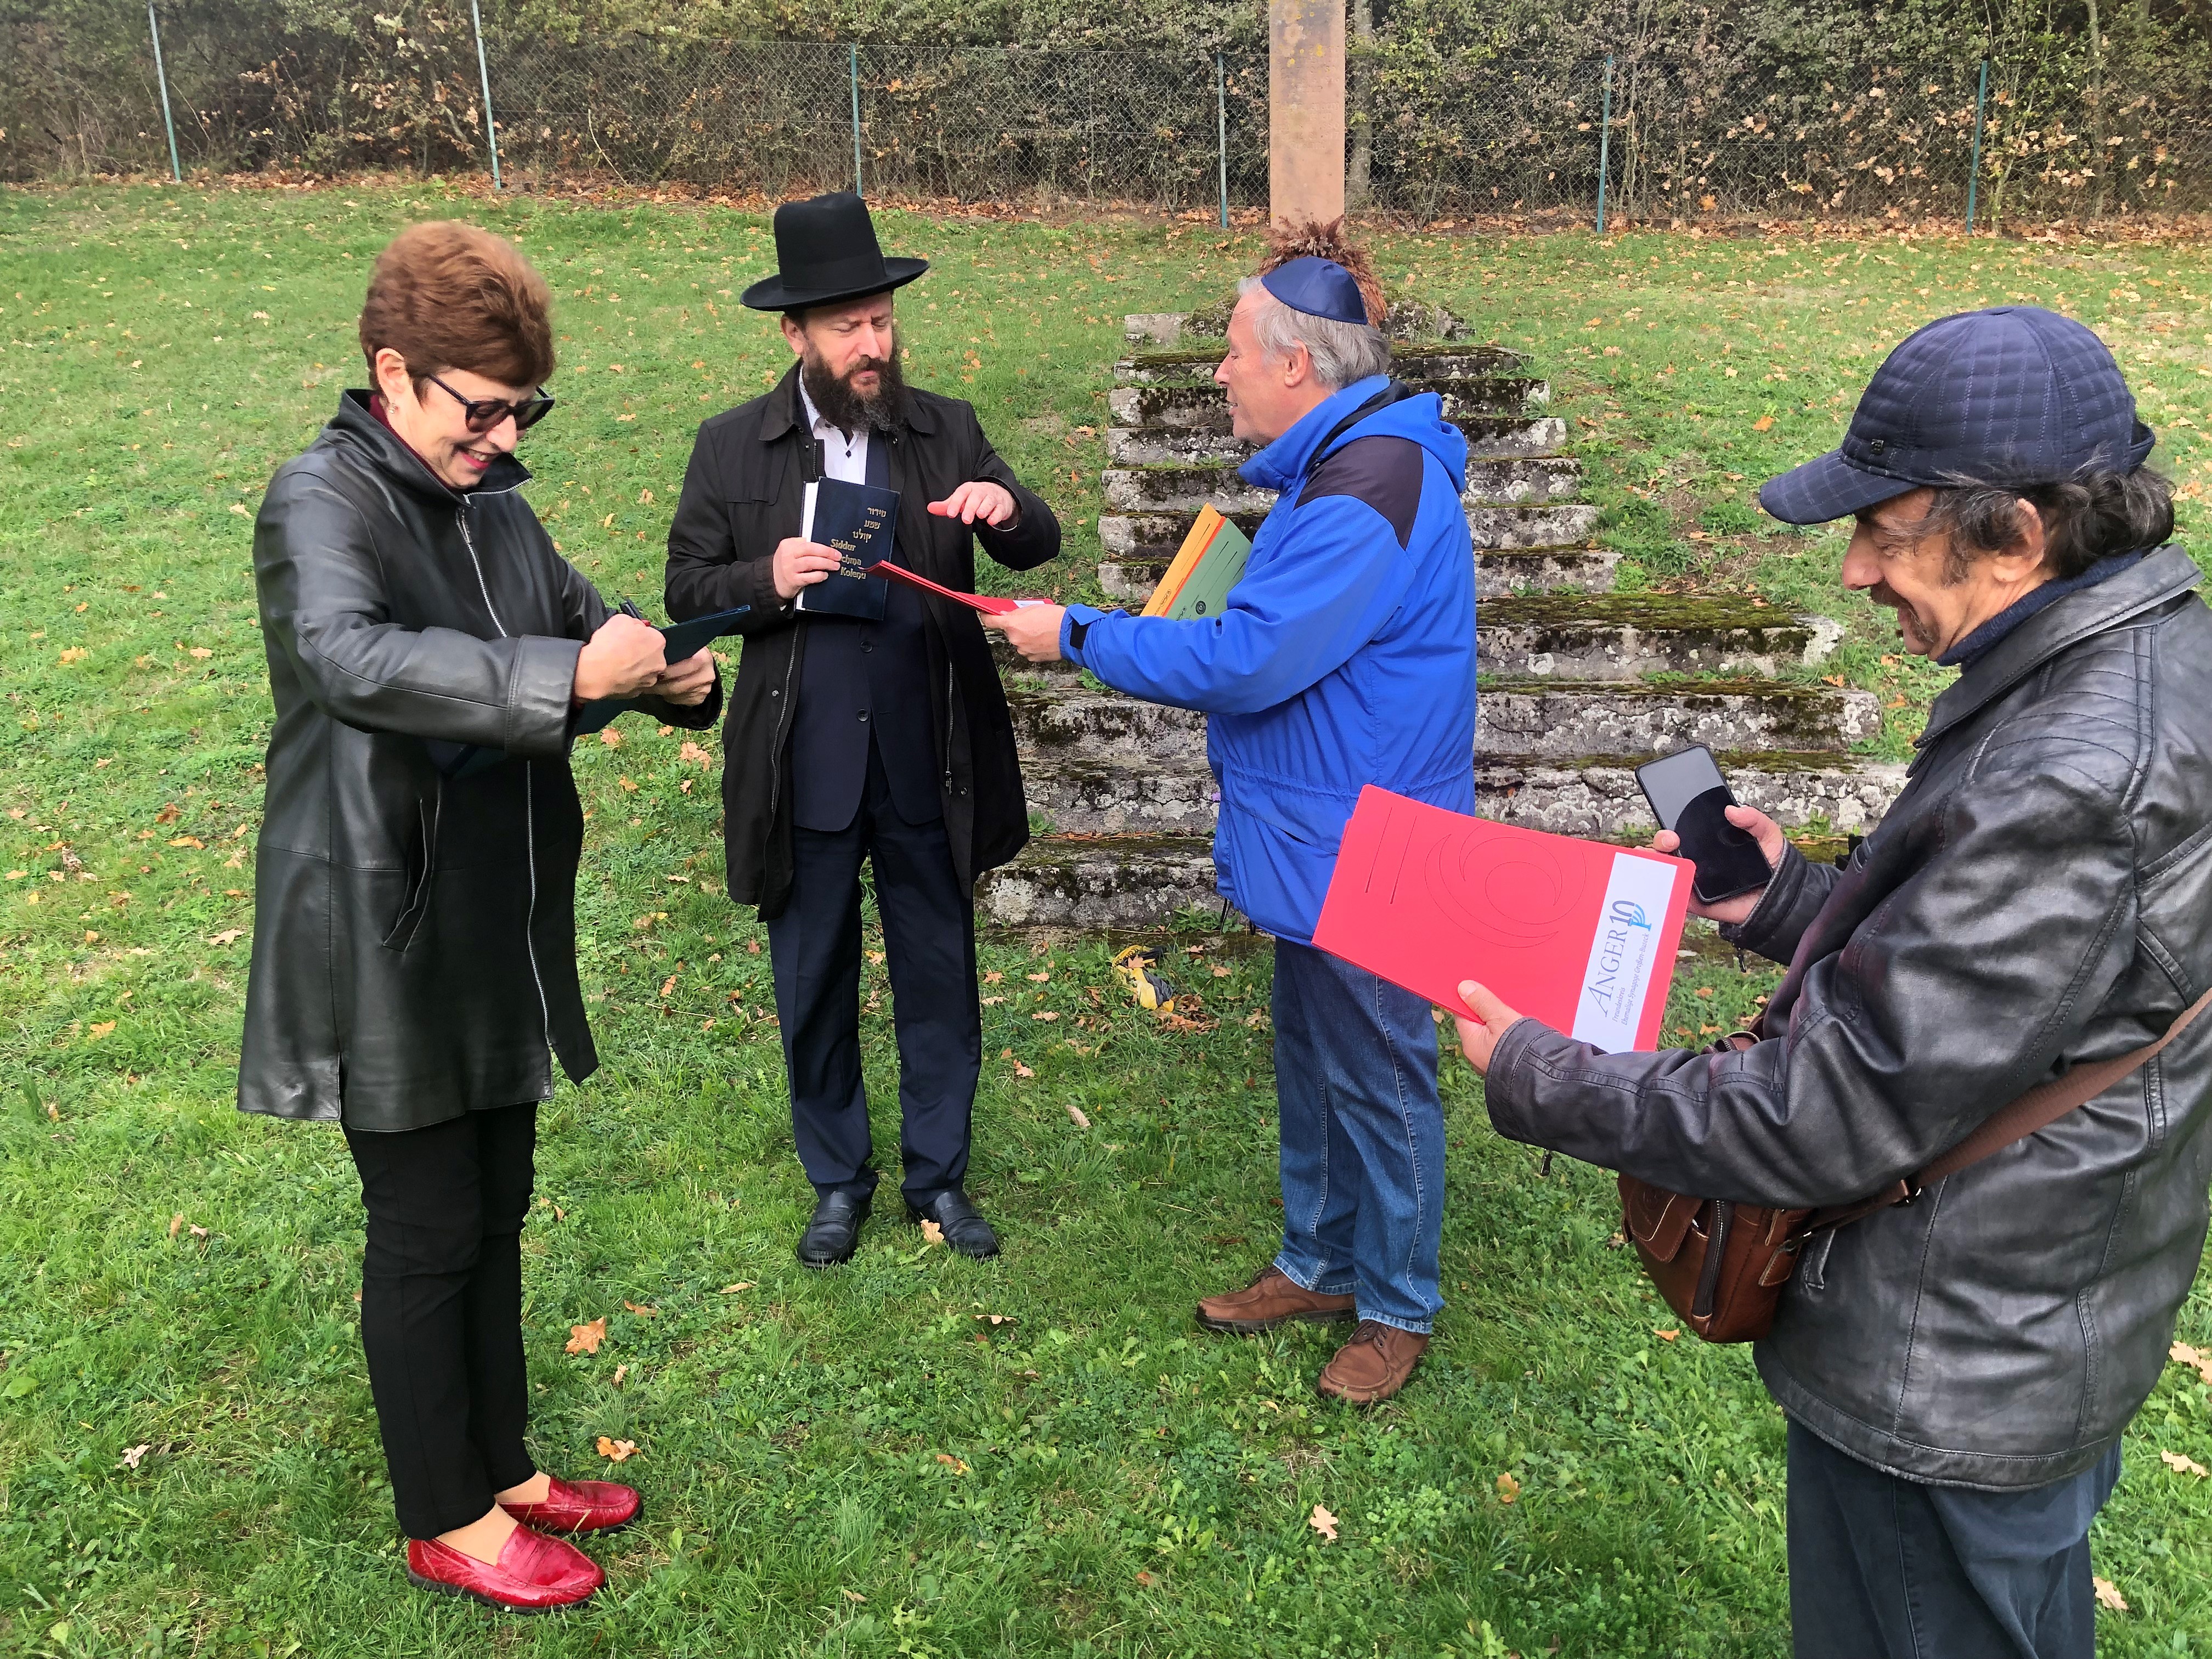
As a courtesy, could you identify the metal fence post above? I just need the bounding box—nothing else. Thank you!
[468,0,501,189]
[1595,53,1615,233]
[1216,52,1229,228]
[146,1,182,183]
[850,46,864,195]
[1965,59,1989,233]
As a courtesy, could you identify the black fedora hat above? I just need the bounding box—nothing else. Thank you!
[740,191,928,312]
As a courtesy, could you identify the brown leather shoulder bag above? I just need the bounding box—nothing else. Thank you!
[1621,985,2212,1344]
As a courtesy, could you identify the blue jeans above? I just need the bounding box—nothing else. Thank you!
[1786,1422,2120,1659]
[1269,939,1446,1334]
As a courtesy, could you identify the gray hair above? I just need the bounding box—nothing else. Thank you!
[1237,278,1393,391]
[1909,465,2175,582]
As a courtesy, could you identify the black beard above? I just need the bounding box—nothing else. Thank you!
[801,343,908,437]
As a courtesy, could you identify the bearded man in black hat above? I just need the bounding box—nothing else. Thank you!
[666,192,1060,1267]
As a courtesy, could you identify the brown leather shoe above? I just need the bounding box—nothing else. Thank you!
[1316,1320,1429,1404]
[1195,1266,1356,1334]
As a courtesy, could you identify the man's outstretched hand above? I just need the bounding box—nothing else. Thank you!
[928,481,1017,527]
[1452,981,1526,1077]
[980,603,1067,663]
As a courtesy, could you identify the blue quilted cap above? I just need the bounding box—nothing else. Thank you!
[1259,256,1370,326]
[1760,306,2155,526]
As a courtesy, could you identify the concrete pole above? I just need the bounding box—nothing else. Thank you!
[1269,0,1345,228]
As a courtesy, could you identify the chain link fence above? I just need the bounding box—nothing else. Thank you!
[5,11,2209,225]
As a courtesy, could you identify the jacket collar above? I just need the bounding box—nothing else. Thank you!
[757,360,938,444]
[1240,374,1393,492]
[1914,543,2202,758]
[331,389,531,502]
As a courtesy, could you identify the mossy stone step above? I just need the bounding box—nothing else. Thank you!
[981,746,1908,924]
[1110,376,1548,430]
[1009,675,1876,777]
[976,834,1223,930]
[1479,595,1843,680]
[1006,683,1204,761]
[1477,751,1906,840]
[1101,456,1583,515]
[1099,501,1599,561]
[1115,342,1527,385]
[1097,543,1620,603]
[1015,748,1904,841]
[1477,678,1882,757]
[1107,414,1570,467]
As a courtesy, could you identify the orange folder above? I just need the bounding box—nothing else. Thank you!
[1313,786,1694,1052]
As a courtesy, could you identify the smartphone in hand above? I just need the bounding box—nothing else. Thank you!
[1634,745,1773,905]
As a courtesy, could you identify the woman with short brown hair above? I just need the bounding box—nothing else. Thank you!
[241,220,720,1611]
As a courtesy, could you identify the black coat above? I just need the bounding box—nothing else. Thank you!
[664,365,1059,918]
[241,392,721,1131]
[1486,548,2212,1487]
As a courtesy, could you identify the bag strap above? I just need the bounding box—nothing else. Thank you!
[1803,981,2212,1235]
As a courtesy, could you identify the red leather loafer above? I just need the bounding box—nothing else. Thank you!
[500,1476,642,1535]
[406,1526,604,1612]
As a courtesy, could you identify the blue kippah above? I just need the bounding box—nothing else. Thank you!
[1259,257,1369,326]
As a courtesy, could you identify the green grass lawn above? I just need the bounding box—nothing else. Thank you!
[2,182,2209,1658]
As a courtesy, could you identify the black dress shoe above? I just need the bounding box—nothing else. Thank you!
[905,1189,1000,1259]
[797,1189,871,1268]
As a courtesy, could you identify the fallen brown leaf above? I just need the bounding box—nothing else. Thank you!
[1751,414,1775,432]
[1134,1570,1158,1587]
[623,1301,658,1317]
[566,1317,608,1355]
[1308,1503,1338,1543]
[1496,1471,1522,1504]
[1065,1101,1092,1129]
[921,1219,946,1246]
[612,1363,628,1387]
[2171,1341,2212,1385]
[935,1452,969,1474]
[974,1313,1017,1325]
[168,1213,184,1239]
[596,1436,639,1463]
[207,928,243,946]
[599,728,623,748]
[168,836,204,849]
[119,1443,153,1470]
[2160,1448,2210,1477]
[88,1020,116,1038]
[720,1281,757,1294]
[1654,1328,1679,1341]
[2093,1577,2128,1612]
[842,1589,867,1603]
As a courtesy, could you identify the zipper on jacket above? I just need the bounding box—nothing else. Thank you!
[944,659,956,795]
[459,502,554,1073]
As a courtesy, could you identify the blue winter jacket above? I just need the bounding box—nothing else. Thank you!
[1060,375,1476,943]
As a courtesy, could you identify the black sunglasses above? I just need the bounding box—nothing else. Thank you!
[425,372,556,434]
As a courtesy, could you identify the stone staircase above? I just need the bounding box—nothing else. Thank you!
[975,318,1904,930]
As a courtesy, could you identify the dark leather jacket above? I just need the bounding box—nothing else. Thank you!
[664,365,1058,919]
[240,392,720,1131]
[1486,548,2212,1488]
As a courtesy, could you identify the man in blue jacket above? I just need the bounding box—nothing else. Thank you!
[988,257,1475,1402]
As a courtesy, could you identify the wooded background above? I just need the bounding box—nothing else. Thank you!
[4,0,2209,221]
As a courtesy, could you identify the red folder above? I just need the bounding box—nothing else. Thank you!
[872,559,1047,616]
[1313,786,1694,1052]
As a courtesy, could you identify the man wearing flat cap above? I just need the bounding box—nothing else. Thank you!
[990,256,1476,1405]
[667,192,1060,1268]
[1455,307,2212,1656]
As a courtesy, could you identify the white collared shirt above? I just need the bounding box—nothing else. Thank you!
[798,378,868,486]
